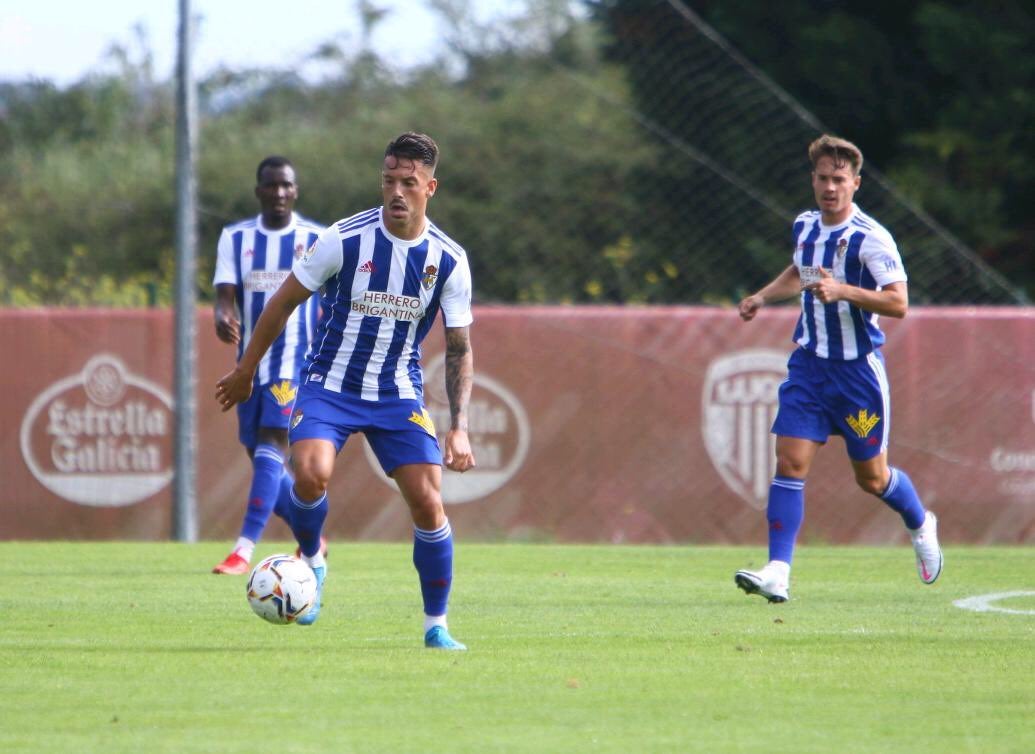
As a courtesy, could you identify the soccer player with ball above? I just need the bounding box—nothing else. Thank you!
[734,134,942,602]
[216,133,475,650]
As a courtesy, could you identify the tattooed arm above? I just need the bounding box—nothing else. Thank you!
[442,326,475,472]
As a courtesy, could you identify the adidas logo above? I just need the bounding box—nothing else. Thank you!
[358,260,376,274]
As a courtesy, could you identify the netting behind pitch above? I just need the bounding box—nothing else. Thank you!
[508,0,1025,305]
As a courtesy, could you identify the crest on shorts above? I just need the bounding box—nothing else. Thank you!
[701,349,788,511]
[269,380,297,407]
[846,408,881,438]
[362,356,532,505]
[421,265,438,291]
[290,408,304,430]
[407,408,436,436]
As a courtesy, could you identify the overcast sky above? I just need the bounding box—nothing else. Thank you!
[0,0,519,85]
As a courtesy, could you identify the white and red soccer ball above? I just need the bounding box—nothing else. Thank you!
[246,554,317,624]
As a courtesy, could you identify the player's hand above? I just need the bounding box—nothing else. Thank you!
[215,367,253,412]
[738,294,764,322]
[805,267,843,304]
[215,309,241,345]
[443,429,476,473]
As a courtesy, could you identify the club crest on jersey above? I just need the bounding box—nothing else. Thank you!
[268,380,297,407]
[290,408,304,430]
[407,408,436,436]
[837,238,848,258]
[846,408,881,438]
[422,265,438,291]
[294,243,306,260]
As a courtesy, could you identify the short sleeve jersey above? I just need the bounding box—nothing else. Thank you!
[293,207,474,401]
[213,212,323,384]
[791,203,907,360]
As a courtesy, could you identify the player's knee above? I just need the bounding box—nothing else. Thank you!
[291,458,332,500]
[411,500,445,529]
[293,475,328,501]
[775,454,809,478]
[855,472,886,496]
[407,494,445,530]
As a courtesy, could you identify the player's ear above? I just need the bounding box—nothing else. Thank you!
[426,177,438,198]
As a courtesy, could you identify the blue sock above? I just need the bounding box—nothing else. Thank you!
[767,476,805,564]
[879,467,926,530]
[273,472,294,526]
[413,520,454,617]
[289,487,328,558]
[239,444,284,543]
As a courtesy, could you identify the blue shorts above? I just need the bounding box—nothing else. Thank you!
[772,348,891,461]
[236,379,299,450]
[288,385,442,474]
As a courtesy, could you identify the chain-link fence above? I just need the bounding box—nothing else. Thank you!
[552,0,1025,305]
[0,0,1027,306]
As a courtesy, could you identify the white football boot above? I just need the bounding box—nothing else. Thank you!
[910,511,943,584]
[735,562,789,603]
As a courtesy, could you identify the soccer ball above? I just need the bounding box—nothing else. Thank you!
[246,554,317,624]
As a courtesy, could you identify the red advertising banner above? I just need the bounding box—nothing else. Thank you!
[3,306,1033,544]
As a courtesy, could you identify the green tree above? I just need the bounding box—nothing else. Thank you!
[2,1,1029,305]
[591,0,1034,299]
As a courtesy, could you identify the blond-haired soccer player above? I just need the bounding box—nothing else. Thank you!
[734,134,942,602]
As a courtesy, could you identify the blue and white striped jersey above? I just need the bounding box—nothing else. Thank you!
[791,204,907,360]
[293,207,474,401]
[213,212,323,384]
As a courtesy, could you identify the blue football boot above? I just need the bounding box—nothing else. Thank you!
[297,565,325,626]
[424,625,467,651]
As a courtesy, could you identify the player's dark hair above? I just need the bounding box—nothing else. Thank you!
[256,155,294,184]
[384,132,439,171]
[808,135,863,175]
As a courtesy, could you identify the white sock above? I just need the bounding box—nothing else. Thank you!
[233,537,255,562]
[303,551,326,570]
[424,614,447,632]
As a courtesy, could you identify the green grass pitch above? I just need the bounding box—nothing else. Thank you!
[2,542,1033,753]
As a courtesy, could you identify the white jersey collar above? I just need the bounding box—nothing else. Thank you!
[256,212,298,236]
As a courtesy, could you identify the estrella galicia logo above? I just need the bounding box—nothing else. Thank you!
[20,354,173,507]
